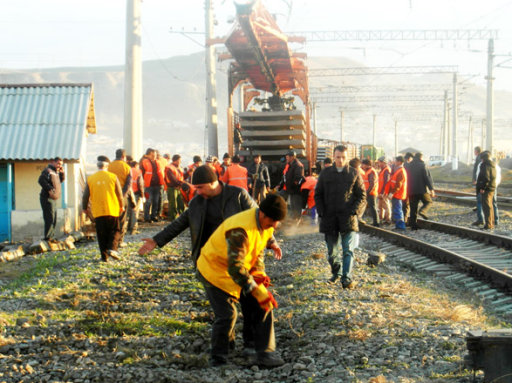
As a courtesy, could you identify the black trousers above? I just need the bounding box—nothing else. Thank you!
[94,215,120,261]
[202,282,275,361]
[366,195,379,225]
[40,195,57,240]
[402,197,410,224]
[409,193,433,228]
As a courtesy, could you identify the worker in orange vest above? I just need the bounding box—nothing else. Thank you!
[140,148,164,222]
[349,158,367,223]
[127,159,144,234]
[165,154,185,221]
[386,156,408,230]
[361,159,380,226]
[221,155,248,190]
[377,157,392,225]
[300,172,318,225]
[185,155,202,182]
[156,151,169,219]
[220,153,231,176]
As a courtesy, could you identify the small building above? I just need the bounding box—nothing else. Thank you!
[0,83,97,242]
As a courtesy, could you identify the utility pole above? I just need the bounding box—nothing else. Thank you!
[452,72,458,170]
[205,0,218,157]
[442,90,448,160]
[486,38,494,153]
[123,0,143,160]
[340,110,344,142]
[481,118,486,148]
[467,115,473,164]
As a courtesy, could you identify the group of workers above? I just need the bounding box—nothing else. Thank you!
[38,144,442,369]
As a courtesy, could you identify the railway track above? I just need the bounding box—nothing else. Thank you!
[435,189,512,209]
[360,221,512,316]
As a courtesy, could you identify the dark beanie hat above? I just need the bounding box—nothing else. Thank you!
[191,165,218,185]
[259,194,287,221]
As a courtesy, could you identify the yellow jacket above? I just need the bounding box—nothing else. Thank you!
[108,160,131,188]
[197,208,274,298]
[87,170,121,218]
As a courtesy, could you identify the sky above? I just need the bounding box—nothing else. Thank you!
[2,0,512,156]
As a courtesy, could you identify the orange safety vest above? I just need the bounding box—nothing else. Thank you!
[131,167,142,193]
[363,168,379,197]
[165,163,184,187]
[300,176,317,209]
[389,166,407,200]
[141,157,164,188]
[282,164,289,190]
[180,183,196,206]
[157,157,168,190]
[378,166,391,195]
[221,164,248,190]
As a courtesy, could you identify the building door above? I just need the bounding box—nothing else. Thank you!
[0,164,12,241]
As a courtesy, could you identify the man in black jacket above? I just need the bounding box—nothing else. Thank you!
[248,154,271,203]
[138,165,282,263]
[283,150,304,220]
[407,153,435,230]
[476,151,497,230]
[315,145,366,288]
[38,157,65,241]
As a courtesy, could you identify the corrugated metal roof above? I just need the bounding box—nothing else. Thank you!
[0,84,96,161]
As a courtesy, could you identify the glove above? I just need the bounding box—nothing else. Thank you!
[251,284,278,311]
[252,272,271,287]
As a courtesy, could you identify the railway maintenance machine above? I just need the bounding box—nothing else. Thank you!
[223,0,316,184]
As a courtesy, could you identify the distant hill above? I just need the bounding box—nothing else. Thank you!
[1,53,511,164]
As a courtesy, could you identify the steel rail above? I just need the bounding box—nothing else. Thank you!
[416,219,512,250]
[360,222,512,293]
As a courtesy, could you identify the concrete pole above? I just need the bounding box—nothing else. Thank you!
[123,0,143,160]
[372,114,376,148]
[340,110,344,142]
[467,115,473,165]
[442,90,448,160]
[481,118,486,148]
[239,84,245,113]
[205,0,218,157]
[486,38,494,153]
[452,72,458,170]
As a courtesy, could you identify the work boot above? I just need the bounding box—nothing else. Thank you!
[342,280,357,289]
[257,352,284,368]
[107,250,120,260]
[419,212,429,220]
[471,221,483,226]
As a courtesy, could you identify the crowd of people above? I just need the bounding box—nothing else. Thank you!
[37,143,501,368]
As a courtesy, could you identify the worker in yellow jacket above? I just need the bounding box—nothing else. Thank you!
[82,155,124,262]
[196,193,287,368]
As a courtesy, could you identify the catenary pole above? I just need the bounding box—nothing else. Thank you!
[123,0,143,160]
[486,38,494,153]
[452,72,458,170]
[205,0,218,157]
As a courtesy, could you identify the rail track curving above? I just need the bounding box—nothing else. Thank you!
[360,221,512,316]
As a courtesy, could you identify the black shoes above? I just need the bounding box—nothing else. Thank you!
[342,281,357,289]
[257,352,284,367]
[471,221,483,226]
[328,275,340,284]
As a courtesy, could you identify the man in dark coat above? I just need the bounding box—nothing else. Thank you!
[476,151,497,230]
[283,150,304,220]
[38,157,65,241]
[407,153,435,230]
[315,145,366,288]
[138,165,282,264]
[248,154,271,204]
